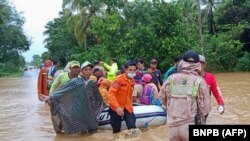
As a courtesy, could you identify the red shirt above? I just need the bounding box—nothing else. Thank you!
[203,72,224,105]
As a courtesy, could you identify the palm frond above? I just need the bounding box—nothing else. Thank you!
[62,0,73,8]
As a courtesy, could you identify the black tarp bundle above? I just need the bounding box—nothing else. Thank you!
[50,77,103,135]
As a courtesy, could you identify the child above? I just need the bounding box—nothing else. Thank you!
[140,74,159,105]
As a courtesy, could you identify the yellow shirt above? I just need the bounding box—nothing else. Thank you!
[49,72,70,95]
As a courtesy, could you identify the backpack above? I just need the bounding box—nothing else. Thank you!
[140,84,155,105]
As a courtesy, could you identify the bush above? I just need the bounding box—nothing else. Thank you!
[203,32,243,72]
[235,52,250,71]
[0,62,22,77]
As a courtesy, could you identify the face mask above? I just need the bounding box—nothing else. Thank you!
[127,72,136,78]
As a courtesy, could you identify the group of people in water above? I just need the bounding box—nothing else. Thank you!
[37,50,225,141]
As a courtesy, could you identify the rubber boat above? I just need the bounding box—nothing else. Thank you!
[98,104,167,129]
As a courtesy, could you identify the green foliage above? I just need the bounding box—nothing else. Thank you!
[43,0,250,72]
[0,55,25,77]
[31,55,42,68]
[216,0,250,25]
[204,33,243,72]
[43,11,79,66]
[0,0,30,76]
[90,1,192,70]
[235,52,250,71]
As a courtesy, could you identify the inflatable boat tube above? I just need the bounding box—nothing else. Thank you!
[98,104,167,130]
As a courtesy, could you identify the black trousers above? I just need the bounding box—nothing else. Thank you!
[109,108,136,133]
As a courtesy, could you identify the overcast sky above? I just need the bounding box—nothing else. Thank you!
[11,0,62,62]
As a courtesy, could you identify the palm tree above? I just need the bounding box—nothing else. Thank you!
[62,0,127,50]
[62,0,99,50]
[199,0,221,55]
[201,0,221,35]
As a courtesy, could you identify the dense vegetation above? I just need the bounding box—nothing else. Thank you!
[43,0,250,72]
[0,0,30,76]
[1,0,250,77]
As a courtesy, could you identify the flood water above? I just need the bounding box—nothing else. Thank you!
[0,70,250,141]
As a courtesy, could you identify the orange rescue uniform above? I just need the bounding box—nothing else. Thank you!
[108,74,135,113]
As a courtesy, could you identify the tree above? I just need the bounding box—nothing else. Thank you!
[90,1,190,70]
[197,0,205,55]
[43,10,79,65]
[216,0,250,52]
[0,0,30,74]
[62,0,126,49]
[62,0,99,49]
[42,0,250,72]
[31,55,42,69]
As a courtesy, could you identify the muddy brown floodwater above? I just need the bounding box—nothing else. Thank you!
[0,70,250,141]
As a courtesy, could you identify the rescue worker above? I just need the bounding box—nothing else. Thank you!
[199,55,225,114]
[101,58,118,81]
[108,60,137,133]
[159,50,211,141]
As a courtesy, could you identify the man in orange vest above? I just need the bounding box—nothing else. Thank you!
[108,60,137,133]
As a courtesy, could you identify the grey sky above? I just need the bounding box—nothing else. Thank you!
[11,0,62,62]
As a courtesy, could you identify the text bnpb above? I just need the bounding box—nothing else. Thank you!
[189,125,250,141]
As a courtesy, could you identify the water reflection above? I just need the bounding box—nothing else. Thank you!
[23,69,39,78]
[0,71,249,141]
